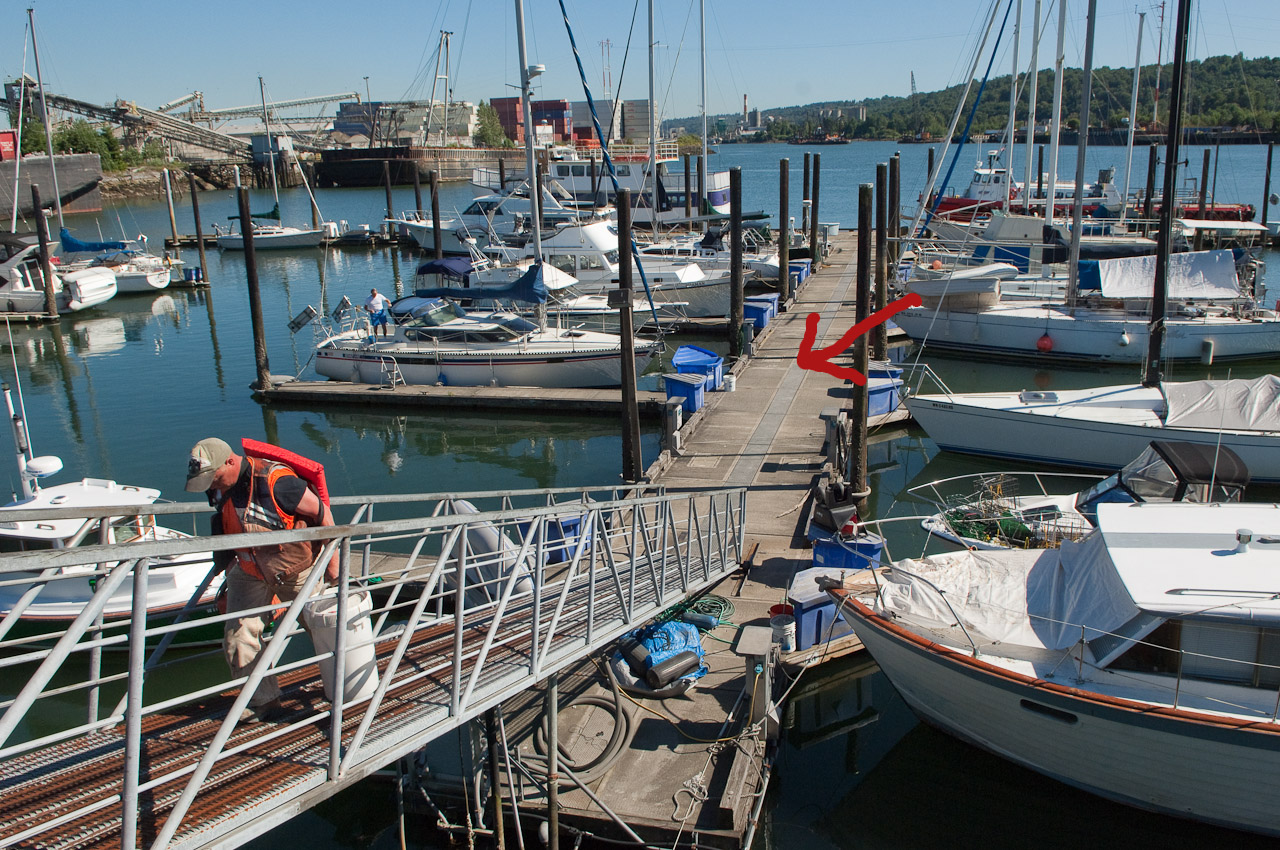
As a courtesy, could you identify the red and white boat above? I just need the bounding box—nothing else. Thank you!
[829,500,1280,838]
[924,151,1124,222]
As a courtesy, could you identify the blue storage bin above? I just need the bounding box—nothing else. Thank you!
[867,376,904,417]
[671,345,723,391]
[747,292,779,319]
[787,565,854,650]
[518,512,593,565]
[664,372,706,414]
[789,259,811,282]
[811,530,883,572]
[743,301,770,330]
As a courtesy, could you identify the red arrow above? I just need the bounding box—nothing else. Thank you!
[796,293,922,385]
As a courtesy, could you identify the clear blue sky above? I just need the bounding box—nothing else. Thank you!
[5,1,1279,129]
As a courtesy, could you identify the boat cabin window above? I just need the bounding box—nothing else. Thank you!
[616,165,631,177]
[556,166,571,177]
[579,254,606,271]
[496,316,539,334]
[1110,620,1280,688]
[571,165,586,177]
[0,535,56,553]
[549,255,576,275]
[463,200,501,216]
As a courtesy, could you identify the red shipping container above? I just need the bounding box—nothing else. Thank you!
[0,130,17,161]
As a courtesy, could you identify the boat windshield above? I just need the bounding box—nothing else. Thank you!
[404,300,467,327]
[463,199,502,216]
[497,316,539,334]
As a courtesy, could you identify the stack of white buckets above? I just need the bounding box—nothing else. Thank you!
[304,588,381,703]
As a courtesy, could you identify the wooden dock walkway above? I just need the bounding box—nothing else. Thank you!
[496,231,912,847]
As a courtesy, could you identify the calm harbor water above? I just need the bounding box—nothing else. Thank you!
[5,142,1279,848]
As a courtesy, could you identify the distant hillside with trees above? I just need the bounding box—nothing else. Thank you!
[666,55,1280,142]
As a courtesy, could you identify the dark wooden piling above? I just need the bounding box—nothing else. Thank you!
[534,161,544,232]
[683,154,693,225]
[31,185,57,318]
[1143,143,1158,226]
[164,169,180,249]
[546,676,559,850]
[589,157,598,207]
[889,154,901,268]
[778,158,790,304]
[484,710,506,850]
[187,173,209,283]
[1037,145,1045,214]
[850,183,873,515]
[498,158,506,193]
[696,155,706,222]
[381,161,391,224]
[413,169,423,214]
[802,152,811,234]
[728,168,744,359]
[430,170,443,261]
[238,188,271,391]
[809,153,821,265]
[927,147,935,184]
[1263,142,1274,231]
[873,162,888,361]
[1198,148,1210,217]
[617,189,643,483]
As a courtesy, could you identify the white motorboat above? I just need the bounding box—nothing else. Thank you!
[488,220,733,317]
[829,498,1280,838]
[893,249,1280,363]
[57,230,171,292]
[392,183,586,255]
[0,233,116,314]
[0,387,217,636]
[315,296,662,388]
[909,441,1249,550]
[905,372,1280,484]
[639,226,781,281]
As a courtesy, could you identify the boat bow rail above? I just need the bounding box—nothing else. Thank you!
[0,484,746,850]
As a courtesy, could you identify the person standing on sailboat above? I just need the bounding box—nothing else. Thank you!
[365,288,391,337]
[185,437,339,723]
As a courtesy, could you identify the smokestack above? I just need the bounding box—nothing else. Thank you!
[743,94,748,124]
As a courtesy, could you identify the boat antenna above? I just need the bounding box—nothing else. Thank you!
[1142,0,1191,389]
[27,8,64,232]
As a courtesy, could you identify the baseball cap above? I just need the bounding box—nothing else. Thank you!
[185,437,233,492]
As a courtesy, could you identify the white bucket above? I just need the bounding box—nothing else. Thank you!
[770,614,796,653]
[723,374,737,392]
[304,588,380,703]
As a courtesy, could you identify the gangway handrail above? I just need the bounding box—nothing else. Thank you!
[0,485,746,850]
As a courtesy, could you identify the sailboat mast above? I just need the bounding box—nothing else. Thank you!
[1142,0,1190,388]
[648,0,658,222]
[700,0,707,216]
[1002,0,1022,177]
[27,8,63,232]
[514,0,542,260]
[1120,12,1146,224]
[259,77,281,208]
[1044,0,1067,226]
[1065,0,1097,308]
[1022,0,1041,211]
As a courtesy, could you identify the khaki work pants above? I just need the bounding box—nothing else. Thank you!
[223,564,316,707]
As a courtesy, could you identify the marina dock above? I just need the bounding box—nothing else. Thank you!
[465,230,913,847]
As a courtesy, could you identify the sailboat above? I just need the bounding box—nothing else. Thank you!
[904,0,1280,482]
[216,78,324,250]
[894,1,1278,363]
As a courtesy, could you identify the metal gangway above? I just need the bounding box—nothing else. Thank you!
[0,484,746,850]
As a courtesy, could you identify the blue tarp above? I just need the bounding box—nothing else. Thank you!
[415,256,473,281]
[413,262,549,305]
[59,228,125,253]
[626,621,706,679]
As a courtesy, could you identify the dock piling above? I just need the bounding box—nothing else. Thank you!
[728,168,743,360]
[617,189,643,483]
[1037,145,1046,214]
[413,168,423,215]
[850,183,873,514]
[889,153,901,268]
[546,676,559,850]
[684,153,693,225]
[430,170,443,261]
[163,169,180,249]
[188,172,209,283]
[1143,143,1158,228]
[778,158,790,304]
[485,710,507,850]
[238,187,271,391]
[801,152,810,235]
[1263,142,1274,232]
[809,154,822,263]
[31,185,57,318]
[874,162,888,361]
[696,155,706,226]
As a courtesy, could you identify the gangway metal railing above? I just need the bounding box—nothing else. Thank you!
[0,484,746,850]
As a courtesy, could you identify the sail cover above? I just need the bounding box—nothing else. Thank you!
[59,228,125,253]
[1079,249,1240,299]
[1162,376,1280,431]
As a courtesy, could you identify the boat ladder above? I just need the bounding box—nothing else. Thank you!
[376,353,404,388]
